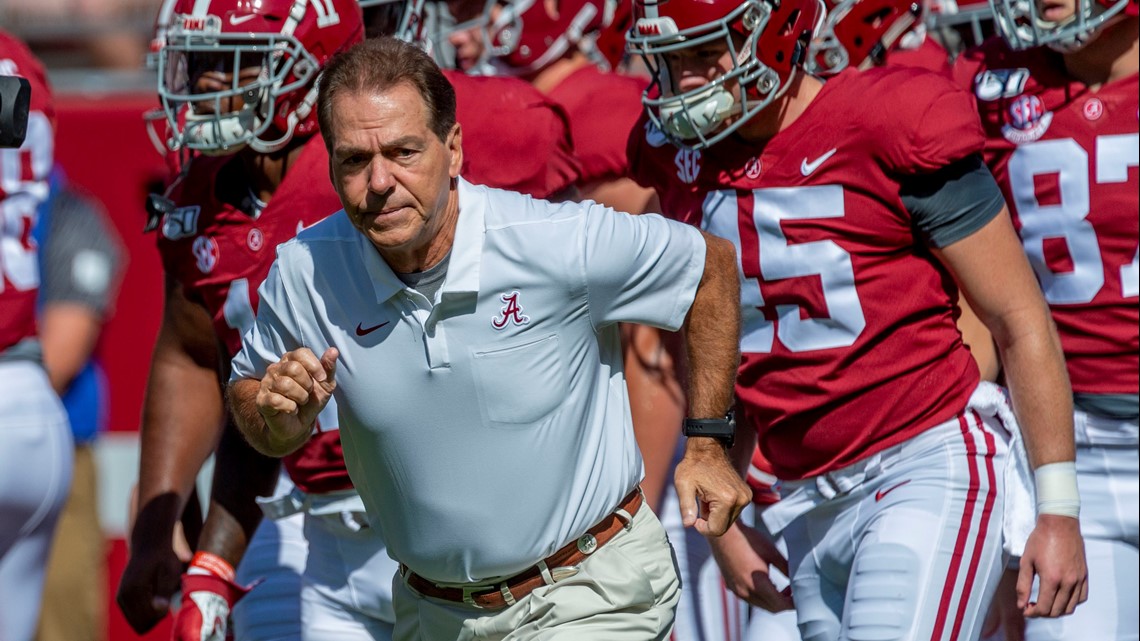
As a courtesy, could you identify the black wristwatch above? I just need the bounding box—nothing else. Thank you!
[682,412,736,449]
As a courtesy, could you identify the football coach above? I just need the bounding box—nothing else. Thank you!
[227,36,750,640]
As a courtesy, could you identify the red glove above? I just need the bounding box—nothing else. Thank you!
[172,552,251,641]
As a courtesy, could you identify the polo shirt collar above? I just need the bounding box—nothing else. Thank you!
[440,177,484,296]
[358,177,485,304]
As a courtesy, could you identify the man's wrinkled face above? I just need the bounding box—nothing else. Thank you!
[327,83,462,260]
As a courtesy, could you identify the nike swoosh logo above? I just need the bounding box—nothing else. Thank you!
[355,321,390,336]
[229,13,257,25]
[800,148,838,176]
[875,479,911,502]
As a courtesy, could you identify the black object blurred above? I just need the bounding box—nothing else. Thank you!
[0,75,31,148]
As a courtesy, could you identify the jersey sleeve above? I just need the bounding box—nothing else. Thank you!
[580,204,706,331]
[951,45,987,93]
[230,258,302,382]
[900,153,1006,247]
[549,69,648,185]
[451,74,581,199]
[871,67,986,174]
[41,189,125,314]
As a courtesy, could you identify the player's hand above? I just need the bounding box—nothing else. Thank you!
[674,437,752,536]
[1018,514,1088,618]
[117,539,184,633]
[255,347,338,447]
[172,568,250,641]
[708,521,795,612]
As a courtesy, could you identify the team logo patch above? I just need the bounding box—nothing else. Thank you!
[247,228,264,251]
[162,206,200,240]
[973,68,1030,102]
[1002,95,1053,144]
[644,120,668,148]
[491,291,530,329]
[1083,98,1104,121]
[675,148,701,184]
[192,236,220,274]
[744,157,762,179]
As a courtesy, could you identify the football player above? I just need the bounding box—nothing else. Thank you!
[625,1,1089,640]
[954,0,1138,638]
[116,1,366,640]
[0,29,73,641]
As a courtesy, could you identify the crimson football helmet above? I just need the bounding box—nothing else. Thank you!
[456,0,620,74]
[483,0,624,72]
[809,0,923,75]
[627,0,824,149]
[155,0,363,155]
[992,0,1138,50]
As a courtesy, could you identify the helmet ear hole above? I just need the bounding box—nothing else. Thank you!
[780,9,802,35]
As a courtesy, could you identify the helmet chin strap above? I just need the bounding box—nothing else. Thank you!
[658,83,740,140]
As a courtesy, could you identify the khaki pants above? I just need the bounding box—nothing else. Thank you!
[35,445,105,641]
[393,505,680,640]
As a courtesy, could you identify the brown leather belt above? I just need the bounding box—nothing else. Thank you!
[403,487,643,609]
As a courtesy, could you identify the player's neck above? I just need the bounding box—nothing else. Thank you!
[530,52,592,95]
[1062,16,1139,89]
[735,72,825,144]
[238,138,308,204]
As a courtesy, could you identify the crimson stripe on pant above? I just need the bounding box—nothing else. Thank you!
[948,410,999,640]
[929,411,997,641]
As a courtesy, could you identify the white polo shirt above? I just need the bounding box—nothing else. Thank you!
[231,179,706,583]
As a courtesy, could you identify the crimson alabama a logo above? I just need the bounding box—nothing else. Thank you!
[491,291,530,329]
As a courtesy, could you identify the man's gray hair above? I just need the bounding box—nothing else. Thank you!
[317,37,457,146]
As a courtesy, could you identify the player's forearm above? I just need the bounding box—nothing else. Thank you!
[227,378,312,457]
[39,302,102,393]
[197,424,281,567]
[135,358,225,550]
[683,233,741,420]
[993,309,1075,468]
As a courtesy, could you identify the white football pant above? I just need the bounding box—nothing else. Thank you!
[0,361,73,641]
[779,410,1008,641]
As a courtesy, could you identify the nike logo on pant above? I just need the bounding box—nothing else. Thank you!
[875,479,911,502]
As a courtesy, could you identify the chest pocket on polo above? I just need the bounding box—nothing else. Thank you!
[471,333,566,429]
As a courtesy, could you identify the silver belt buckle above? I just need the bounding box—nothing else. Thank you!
[576,533,599,555]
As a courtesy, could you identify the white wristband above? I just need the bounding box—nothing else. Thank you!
[1034,461,1080,518]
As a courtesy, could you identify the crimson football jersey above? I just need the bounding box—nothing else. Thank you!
[546,65,648,185]
[0,30,55,352]
[886,34,953,76]
[629,67,984,480]
[447,70,581,198]
[954,41,1139,396]
[157,136,350,494]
